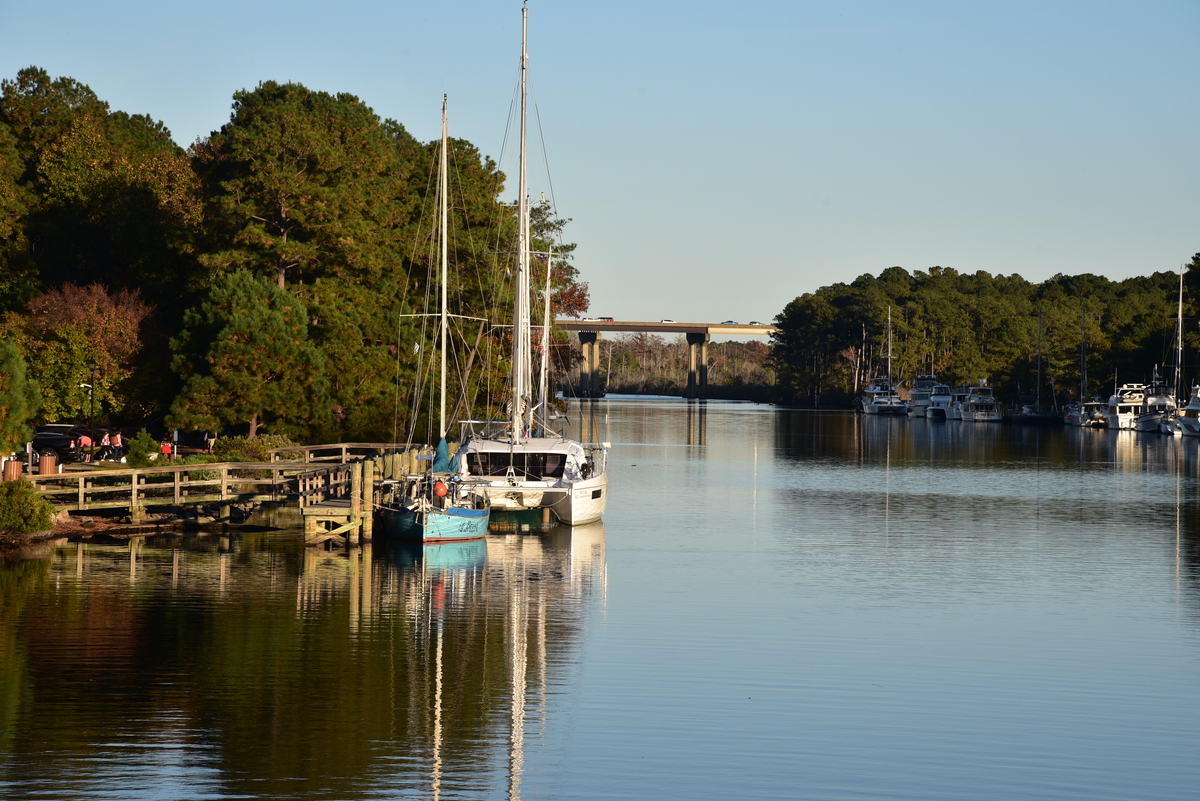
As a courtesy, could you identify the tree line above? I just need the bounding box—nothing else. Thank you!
[769,259,1200,408]
[0,67,588,451]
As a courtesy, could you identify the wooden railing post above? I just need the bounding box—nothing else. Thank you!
[173,470,181,505]
[349,461,362,544]
[361,459,374,540]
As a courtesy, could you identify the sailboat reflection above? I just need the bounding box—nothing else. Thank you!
[379,521,607,800]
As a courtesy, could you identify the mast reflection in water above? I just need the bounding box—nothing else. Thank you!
[0,523,606,800]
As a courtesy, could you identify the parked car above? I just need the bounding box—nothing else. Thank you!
[31,423,93,464]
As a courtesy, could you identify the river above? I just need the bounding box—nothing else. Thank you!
[2,398,1199,800]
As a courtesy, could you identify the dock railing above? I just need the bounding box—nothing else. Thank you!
[24,461,313,518]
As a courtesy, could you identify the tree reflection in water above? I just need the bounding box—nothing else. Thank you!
[0,523,606,800]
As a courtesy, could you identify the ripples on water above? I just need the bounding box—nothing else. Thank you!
[2,401,1200,799]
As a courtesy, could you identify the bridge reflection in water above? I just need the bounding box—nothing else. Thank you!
[0,524,606,800]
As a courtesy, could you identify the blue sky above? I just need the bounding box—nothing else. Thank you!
[3,1,1197,325]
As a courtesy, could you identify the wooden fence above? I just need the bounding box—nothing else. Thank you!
[25,461,312,520]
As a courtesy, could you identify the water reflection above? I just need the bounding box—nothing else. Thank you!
[0,523,606,799]
[772,409,1200,630]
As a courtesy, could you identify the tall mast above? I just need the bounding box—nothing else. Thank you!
[536,247,553,436]
[1037,311,1043,411]
[1177,264,1185,401]
[1080,305,1086,401]
[886,306,893,385]
[510,4,532,443]
[439,96,449,439]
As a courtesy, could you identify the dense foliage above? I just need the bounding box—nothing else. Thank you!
[0,478,53,533]
[771,259,1200,408]
[0,67,589,443]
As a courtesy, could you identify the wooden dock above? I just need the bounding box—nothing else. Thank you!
[17,441,434,547]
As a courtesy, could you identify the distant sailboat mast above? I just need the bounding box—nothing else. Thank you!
[887,306,893,386]
[1176,264,1185,401]
[1080,305,1086,401]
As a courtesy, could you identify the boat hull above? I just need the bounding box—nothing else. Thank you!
[1179,417,1200,437]
[379,506,490,543]
[486,473,608,526]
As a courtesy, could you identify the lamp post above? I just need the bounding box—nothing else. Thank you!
[86,359,96,441]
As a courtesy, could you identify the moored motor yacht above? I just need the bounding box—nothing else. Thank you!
[907,374,938,417]
[1134,371,1178,434]
[1177,386,1200,437]
[861,376,907,415]
[927,383,952,420]
[1064,400,1107,427]
[960,382,1002,422]
[947,385,970,420]
[1105,383,1146,430]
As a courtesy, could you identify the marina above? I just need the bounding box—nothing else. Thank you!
[3,398,1200,800]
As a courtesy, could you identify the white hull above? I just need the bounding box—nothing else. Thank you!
[1178,417,1200,437]
[1134,412,1169,433]
[1107,413,1137,430]
[962,409,1003,422]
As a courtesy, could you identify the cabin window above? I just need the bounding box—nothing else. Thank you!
[466,452,567,479]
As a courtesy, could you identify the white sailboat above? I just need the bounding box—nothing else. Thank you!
[861,307,906,415]
[456,6,609,526]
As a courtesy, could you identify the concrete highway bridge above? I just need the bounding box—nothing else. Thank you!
[555,319,777,399]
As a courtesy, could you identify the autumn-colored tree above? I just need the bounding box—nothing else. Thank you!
[0,283,153,422]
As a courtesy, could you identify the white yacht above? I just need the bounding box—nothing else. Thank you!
[1177,386,1200,437]
[947,385,971,420]
[927,383,953,420]
[862,377,907,415]
[1134,372,1177,434]
[1064,400,1107,427]
[907,375,938,417]
[1105,383,1146,430]
[960,382,1002,422]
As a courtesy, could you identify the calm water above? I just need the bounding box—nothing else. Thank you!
[3,399,1200,800]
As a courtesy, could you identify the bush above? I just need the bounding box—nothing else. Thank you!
[212,434,300,463]
[0,479,55,533]
[126,429,160,468]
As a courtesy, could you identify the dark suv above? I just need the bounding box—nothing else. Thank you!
[31,424,93,464]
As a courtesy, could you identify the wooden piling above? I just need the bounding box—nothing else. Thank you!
[361,458,374,540]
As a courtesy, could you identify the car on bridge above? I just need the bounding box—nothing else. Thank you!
[660,319,676,323]
[720,320,738,325]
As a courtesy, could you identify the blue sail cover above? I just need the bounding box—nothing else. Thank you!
[432,437,452,473]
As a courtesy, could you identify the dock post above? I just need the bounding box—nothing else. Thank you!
[130,471,145,523]
[349,462,362,544]
[361,459,374,540]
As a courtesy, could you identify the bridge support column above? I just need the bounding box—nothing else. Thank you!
[578,331,603,397]
[685,332,710,399]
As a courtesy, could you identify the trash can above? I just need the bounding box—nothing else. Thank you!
[38,453,56,475]
[3,459,22,481]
